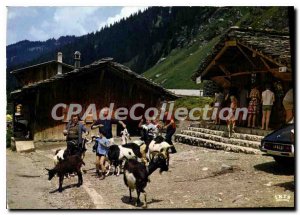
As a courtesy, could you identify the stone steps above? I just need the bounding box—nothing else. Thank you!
[187,127,264,142]
[181,130,260,149]
[174,134,261,155]
[189,123,272,136]
[174,122,267,154]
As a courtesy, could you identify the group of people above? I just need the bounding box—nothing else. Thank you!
[62,107,177,180]
[214,83,294,133]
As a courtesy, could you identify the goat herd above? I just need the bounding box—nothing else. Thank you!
[45,127,172,208]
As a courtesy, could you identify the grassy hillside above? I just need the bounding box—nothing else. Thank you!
[143,36,219,89]
[142,7,290,90]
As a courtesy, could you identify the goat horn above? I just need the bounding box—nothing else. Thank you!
[45,168,50,171]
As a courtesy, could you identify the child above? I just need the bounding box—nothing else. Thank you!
[92,130,110,180]
[227,95,238,138]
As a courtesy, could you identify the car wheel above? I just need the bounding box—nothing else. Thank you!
[273,156,294,166]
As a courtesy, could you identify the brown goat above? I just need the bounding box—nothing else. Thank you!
[46,155,85,192]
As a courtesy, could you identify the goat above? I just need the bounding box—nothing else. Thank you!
[140,135,171,165]
[148,136,171,155]
[134,127,172,165]
[46,155,85,192]
[140,125,156,145]
[123,153,169,208]
[53,137,89,165]
[107,143,147,176]
[121,128,131,145]
[53,149,65,165]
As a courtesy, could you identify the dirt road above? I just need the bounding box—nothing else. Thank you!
[6,140,294,209]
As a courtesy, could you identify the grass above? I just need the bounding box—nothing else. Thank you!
[173,96,214,119]
[143,36,220,89]
[174,96,213,111]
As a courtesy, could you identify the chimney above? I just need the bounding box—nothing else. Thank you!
[74,51,81,68]
[57,52,63,63]
[57,52,63,75]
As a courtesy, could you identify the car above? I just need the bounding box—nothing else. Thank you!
[260,121,294,165]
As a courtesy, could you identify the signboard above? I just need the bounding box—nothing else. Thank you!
[279,67,287,73]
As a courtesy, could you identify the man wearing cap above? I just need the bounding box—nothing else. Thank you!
[63,114,87,158]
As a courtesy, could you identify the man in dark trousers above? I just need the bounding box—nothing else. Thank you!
[163,111,177,153]
[63,114,87,158]
[91,107,126,142]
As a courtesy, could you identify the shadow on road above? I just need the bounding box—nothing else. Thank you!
[49,183,80,193]
[16,174,41,178]
[274,181,295,191]
[121,195,163,207]
[254,161,294,176]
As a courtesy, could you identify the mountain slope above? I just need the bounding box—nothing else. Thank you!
[7,36,77,69]
[143,6,291,89]
[143,36,220,89]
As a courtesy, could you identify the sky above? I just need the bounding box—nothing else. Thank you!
[6,6,147,45]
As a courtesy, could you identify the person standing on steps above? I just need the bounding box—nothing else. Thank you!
[214,89,224,125]
[247,84,260,128]
[261,84,275,130]
[227,95,238,138]
[282,87,293,123]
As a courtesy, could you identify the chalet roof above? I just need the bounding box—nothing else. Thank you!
[10,60,74,74]
[11,58,178,99]
[193,27,291,80]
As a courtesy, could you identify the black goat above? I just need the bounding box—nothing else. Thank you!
[46,155,85,192]
[53,137,88,165]
[107,143,142,176]
[123,153,169,208]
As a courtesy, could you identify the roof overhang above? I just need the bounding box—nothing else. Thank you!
[193,27,292,83]
[10,60,74,74]
[10,58,178,100]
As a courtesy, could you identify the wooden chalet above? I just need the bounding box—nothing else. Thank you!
[193,27,293,127]
[10,54,177,142]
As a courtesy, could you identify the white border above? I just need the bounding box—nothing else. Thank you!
[1,1,298,214]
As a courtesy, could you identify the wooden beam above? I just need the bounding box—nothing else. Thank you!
[237,41,291,72]
[269,70,292,81]
[218,64,231,76]
[260,57,271,70]
[215,70,269,78]
[99,70,105,82]
[211,76,231,88]
[201,45,230,77]
[259,57,291,81]
[237,45,257,69]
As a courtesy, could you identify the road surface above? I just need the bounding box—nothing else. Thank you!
[7,140,294,209]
